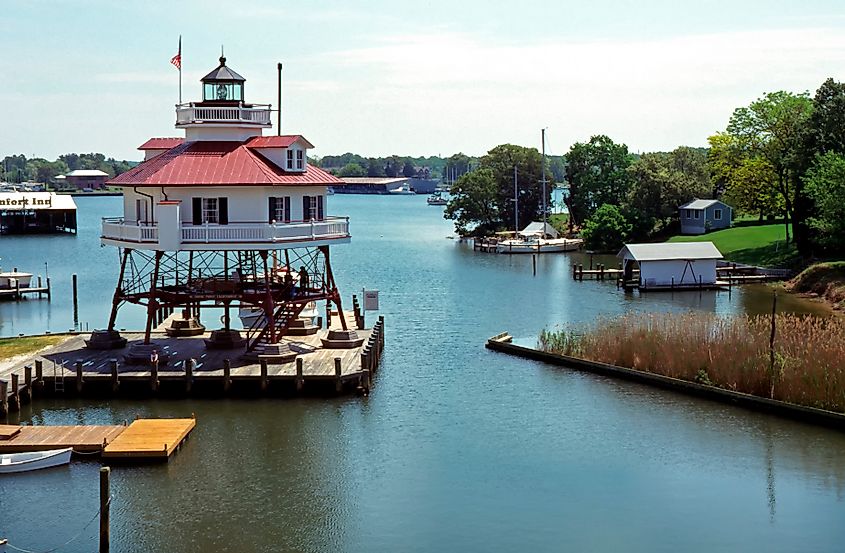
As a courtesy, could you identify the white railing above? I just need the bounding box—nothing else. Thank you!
[101,217,349,245]
[175,103,272,125]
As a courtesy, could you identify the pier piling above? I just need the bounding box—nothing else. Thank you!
[110,359,120,392]
[72,273,79,321]
[185,358,194,394]
[223,359,231,393]
[295,358,304,394]
[0,380,7,416]
[75,360,84,394]
[260,359,268,393]
[9,374,20,412]
[334,357,342,393]
[34,359,44,394]
[100,466,110,553]
[23,366,32,403]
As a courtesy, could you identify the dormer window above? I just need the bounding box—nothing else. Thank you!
[296,150,304,170]
[286,150,294,170]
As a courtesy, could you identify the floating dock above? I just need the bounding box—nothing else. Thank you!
[103,418,195,460]
[0,418,194,460]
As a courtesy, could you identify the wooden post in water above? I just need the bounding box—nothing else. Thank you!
[9,374,19,412]
[259,359,268,393]
[100,466,110,553]
[185,358,194,394]
[46,276,52,301]
[532,255,536,276]
[0,380,7,416]
[34,359,44,395]
[599,264,604,281]
[72,273,79,322]
[334,357,342,393]
[75,360,84,394]
[22,366,32,403]
[110,359,119,393]
[295,357,304,394]
[223,359,231,393]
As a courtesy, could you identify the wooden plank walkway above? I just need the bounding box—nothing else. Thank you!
[0,425,126,454]
[103,418,195,460]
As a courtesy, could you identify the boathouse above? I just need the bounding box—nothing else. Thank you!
[679,199,732,235]
[618,242,723,290]
[0,191,77,234]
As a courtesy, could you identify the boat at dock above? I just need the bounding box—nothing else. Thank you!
[0,447,72,473]
[495,222,583,254]
[427,192,447,205]
[388,184,415,195]
[0,271,33,289]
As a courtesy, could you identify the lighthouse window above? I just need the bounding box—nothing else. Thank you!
[202,198,218,224]
[203,82,242,102]
[269,196,291,224]
[296,150,304,170]
[286,150,294,170]
[302,195,325,221]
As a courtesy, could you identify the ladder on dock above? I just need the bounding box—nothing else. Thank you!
[53,360,65,394]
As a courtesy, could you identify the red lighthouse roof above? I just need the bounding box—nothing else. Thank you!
[110,138,342,187]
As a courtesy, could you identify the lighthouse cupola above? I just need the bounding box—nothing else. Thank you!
[175,55,272,140]
[201,56,245,103]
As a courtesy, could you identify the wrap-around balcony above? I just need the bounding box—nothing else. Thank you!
[101,217,350,251]
[175,103,272,126]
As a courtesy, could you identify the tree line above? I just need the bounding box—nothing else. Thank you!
[444,77,845,258]
[1,153,136,184]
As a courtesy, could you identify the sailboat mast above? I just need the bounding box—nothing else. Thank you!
[541,128,547,228]
[514,165,519,234]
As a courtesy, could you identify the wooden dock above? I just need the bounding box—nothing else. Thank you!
[103,418,195,460]
[0,312,385,414]
[0,424,126,454]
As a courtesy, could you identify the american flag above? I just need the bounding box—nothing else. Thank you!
[170,36,181,70]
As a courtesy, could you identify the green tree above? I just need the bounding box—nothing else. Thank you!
[480,143,547,231]
[725,91,813,243]
[581,204,632,252]
[443,168,500,236]
[366,158,381,177]
[338,162,366,177]
[796,78,845,253]
[803,152,845,252]
[723,157,780,221]
[565,135,632,226]
[402,159,416,178]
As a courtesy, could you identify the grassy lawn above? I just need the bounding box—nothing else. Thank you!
[667,223,800,268]
[0,335,65,359]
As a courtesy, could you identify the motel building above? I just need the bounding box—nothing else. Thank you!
[90,55,361,361]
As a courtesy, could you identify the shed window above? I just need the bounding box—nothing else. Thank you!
[684,209,691,218]
[714,208,722,220]
[694,210,700,219]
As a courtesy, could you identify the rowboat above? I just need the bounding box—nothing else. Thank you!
[0,448,73,474]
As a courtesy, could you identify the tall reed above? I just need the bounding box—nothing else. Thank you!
[539,312,845,413]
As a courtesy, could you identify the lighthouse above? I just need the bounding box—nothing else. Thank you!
[88,55,360,361]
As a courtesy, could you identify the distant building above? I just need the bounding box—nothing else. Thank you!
[618,241,724,290]
[65,169,110,190]
[335,177,439,194]
[0,191,77,234]
[679,199,732,235]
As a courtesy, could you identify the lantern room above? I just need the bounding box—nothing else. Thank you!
[201,56,244,103]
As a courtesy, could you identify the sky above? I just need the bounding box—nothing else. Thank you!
[2,0,845,161]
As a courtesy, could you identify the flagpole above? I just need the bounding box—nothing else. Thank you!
[178,35,182,104]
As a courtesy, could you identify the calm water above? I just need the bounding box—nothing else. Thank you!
[1,196,843,552]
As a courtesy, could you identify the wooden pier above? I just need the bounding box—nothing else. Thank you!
[103,418,195,460]
[0,312,385,414]
[0,418,194,460]
[0,275,51,301]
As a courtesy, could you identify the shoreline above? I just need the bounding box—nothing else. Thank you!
[486,333,845,430]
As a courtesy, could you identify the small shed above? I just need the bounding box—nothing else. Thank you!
[519,221,559,239]
[617,242,723,289]
[679,199,732,235]
[0,192,77,234]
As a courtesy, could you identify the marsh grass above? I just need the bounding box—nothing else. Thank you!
[539,312,845,413]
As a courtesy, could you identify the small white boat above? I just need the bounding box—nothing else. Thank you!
[496,236,583,253]
[495,221,583,254]
[0,448,72,474]
[388,185,415,195]
[427,192,448,206]
[0,271,33,289]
